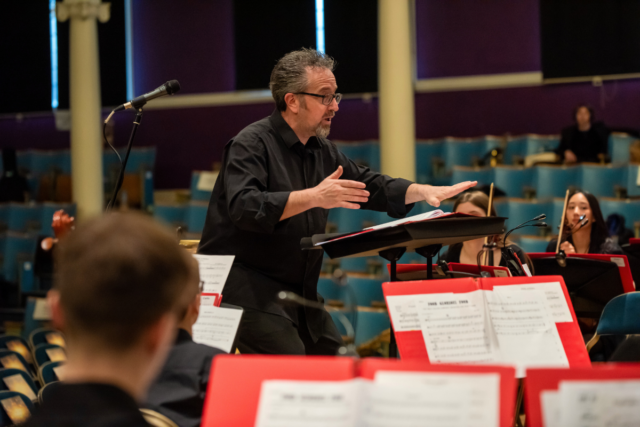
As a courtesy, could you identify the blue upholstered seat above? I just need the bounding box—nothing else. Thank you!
[493,166,534,198]
[578,164,626,198]
[533,165,579,198]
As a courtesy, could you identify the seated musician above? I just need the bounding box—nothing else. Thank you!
[546,190,622,255]
[145,278,225,427]
[442,191,533,271]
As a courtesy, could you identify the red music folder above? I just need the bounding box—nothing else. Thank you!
[529,252,635,293]
[202,355,517,427]
[202,355,356,427]
[359,359,517,427]
[391,262,512,281]
[382,276,591,373]
[525,364,640,427]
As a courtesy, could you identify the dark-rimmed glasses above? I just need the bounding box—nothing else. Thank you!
[295,92,342,105]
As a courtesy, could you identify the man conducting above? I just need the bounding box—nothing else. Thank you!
[198,48,475,355]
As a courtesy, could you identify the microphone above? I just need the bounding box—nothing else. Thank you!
[114,80,181,112]
[503,214,548,247]
[277,291,358,357]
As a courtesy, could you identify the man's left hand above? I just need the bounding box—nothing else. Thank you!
[405,181,477,207]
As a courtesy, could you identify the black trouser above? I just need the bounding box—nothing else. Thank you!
[236,306,344,355]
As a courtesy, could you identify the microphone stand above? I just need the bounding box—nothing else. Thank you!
[106,109,143,211]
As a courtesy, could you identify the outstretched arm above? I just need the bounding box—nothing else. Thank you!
[404,181,477,207]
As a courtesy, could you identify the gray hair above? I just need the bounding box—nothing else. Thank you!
[269,48,336,111]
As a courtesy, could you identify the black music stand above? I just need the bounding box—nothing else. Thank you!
[531,257,625,318]
[303,215,506,358]
[622,243,640,288]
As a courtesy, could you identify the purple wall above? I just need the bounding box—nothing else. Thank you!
[2,0,639,189]
[415,0,541,78]
[132,0,235,95]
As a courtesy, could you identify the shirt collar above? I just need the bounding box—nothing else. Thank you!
[269,109,321,150]
[176,328,193,344]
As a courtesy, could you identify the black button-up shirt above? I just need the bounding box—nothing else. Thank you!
[198,109,414,340]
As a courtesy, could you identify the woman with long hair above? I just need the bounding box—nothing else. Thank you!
[442,191,533,272]
[546,190,622,255]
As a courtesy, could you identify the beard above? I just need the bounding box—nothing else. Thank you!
[315,122,331,139]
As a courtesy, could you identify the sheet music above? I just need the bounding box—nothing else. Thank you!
[485,289,568,377]
[254,380,360,427]
[192,254,234,294]
[364,209,446,231]
[492,282,573,323]
[372,371,500,427]
[540,390,561,427]
[559,380,640,427]
[192,305,242,353]
[417,291,499,364]
[386,294,452,332]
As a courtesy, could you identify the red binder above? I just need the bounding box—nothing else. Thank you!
[529,252,635,293]
[359,359,517,427]
[391,262,512,280]
[525,364,640,427]
[629,238,640,245]
[382,276,591,368]
[202,355,517,427]
[202,355,356,427]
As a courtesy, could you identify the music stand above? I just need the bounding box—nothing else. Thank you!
[531,257,625,318]
[303,215,507,357]
[622,243,640,288]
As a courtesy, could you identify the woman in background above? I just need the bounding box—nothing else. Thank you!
[546,190,622,255]
[555,104,609,164]
[442,191,533,272]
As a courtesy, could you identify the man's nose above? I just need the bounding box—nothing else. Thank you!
[329,98,339,112]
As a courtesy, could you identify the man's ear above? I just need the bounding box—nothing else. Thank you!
[47,290,65,330]
[284,93,300,114]
[191,294,201,324]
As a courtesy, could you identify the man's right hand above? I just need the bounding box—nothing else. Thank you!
[564,149,577,163]
[312,166,369,209]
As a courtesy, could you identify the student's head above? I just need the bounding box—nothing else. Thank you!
[453,191,502,244]
[565,190,609,251]
[573,104,593,128]
[50,213,198,382]
[270,48,340,139]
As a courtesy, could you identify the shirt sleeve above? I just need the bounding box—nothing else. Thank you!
[224,138,291,233]
[334,147,415,218]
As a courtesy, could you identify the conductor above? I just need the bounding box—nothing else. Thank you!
[198,48,475,355]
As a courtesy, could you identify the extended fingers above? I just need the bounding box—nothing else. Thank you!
[337,180,367,189]
[339,202,361,209]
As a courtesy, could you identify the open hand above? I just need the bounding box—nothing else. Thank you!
[313,166,369,209]
[409,181,477,207]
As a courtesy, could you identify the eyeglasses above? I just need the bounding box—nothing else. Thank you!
[295,92,342,105]
[199,280,205,293]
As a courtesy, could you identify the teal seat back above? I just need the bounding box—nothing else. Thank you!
[596,292,640,336]
[33,344,64,368]
[347,277,384,307]
[579,164,625,198]
[534,165,579,198]
[415,140,444,183]
[493,166,534,198]
[0,350,30,374]
[451,167,494,187]
[504,137,527,164]
[40,361,64,385]
[609,133,636,163]
[190,171,214,202]
[0,368,38,397]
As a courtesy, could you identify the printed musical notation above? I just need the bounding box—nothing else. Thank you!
[192,254,234,295]
[192,305,243,353]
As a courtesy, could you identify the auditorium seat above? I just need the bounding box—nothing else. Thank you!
[0,390,34,424]
[623,164,640,197]
[599,198,640,228]
[340,257,383,275]
[2,233,38,283]
[335,141,380,171]
[547,197,566,233]
[0,368,38,400]
[347,277,385,307]
[579,163,626,198]
[0,350,30,375]
[29,329,62,351]
[493,166,534,198]
[515,235,550,253]
[534,165,579,198]
[504,136,528,164]
[6,204,41,234]
[16,150,56,177]
[39,361,64,385]
[190,171,215,201]
[185,201,208,235]
[443,137,485,171]
[524,134,560,156]
[317,277,346,306]
[329,308,390,347]
[153,204,187,231]
[33,344,65,368]
[483,135,503,155]
[415,139,444,184]
[52,150,71,174]
[451,166,493,187]
[609,132,636,163]
[504,199,552,234]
